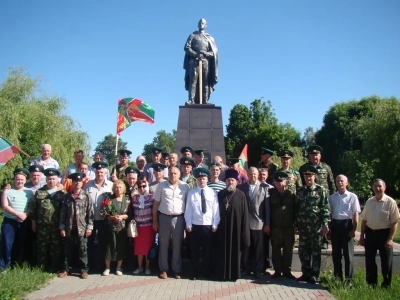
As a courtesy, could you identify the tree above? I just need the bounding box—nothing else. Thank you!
[0,67,90,186]
[142,130,176,162]
[94,134,128,166]
[302,126,316,150]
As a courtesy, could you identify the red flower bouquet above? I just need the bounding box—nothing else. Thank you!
[101,198,118,216]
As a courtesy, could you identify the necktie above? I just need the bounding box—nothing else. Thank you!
[201,189,207,214]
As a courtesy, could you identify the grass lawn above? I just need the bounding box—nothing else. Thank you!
[357,217,400,243]
[320,269,400,300]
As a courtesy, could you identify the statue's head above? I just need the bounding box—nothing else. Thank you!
[198,18,207,31]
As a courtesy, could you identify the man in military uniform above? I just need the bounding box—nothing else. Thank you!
[58,172,93,279]
[26,164,45,191]
[149,163,167,194]
[295,166,330,284]
[193,149,209,169]
[180,146,194,158]
[111,149,132,182]
[276,150,301,193]
[161,152,170,167]
[144,147,168,183]
[269,171,296,279]
[180,157,197,189]
[299,145,334,249]
[30,168,66,272]
[258,148,278,185]
[124,166,141,198]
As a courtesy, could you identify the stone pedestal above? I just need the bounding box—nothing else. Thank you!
[175,104,226,165]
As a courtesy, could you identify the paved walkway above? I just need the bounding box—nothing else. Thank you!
[25,271,334,300]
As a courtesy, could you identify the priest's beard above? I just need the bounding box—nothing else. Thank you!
[226,186,236,192]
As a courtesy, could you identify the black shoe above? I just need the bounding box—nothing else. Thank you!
[381,282,390,289]
[308,276,317,284]
[241,270,249,277]
[283,272,296,280]
[321,243,328,250]
[255,272,263,279]
[271,272,282,279]
[297,274,310,282]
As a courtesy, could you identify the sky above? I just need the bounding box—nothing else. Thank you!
[1,0,399,158]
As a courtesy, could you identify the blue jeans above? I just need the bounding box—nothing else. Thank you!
[0,217,29,270]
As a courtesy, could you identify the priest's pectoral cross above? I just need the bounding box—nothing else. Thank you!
[225,202,229,210]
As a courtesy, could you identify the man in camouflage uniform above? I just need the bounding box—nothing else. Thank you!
[257,148,278,185]
[124,166,141,197]
[269,171,296,279]
[276,150,301,194]
[30,168,66,272]
[111,149,132,182]
[58,172,93,279]
[299,145,334,249]
[180,157,197,189]
[295,165,330,284]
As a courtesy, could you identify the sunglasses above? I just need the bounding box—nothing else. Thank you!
[139,185,147,188]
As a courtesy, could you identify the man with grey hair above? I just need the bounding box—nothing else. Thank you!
[135,155,147,179]
[30,144,60,186]
[359,179,399,288]
[329,175,361,282]
[152,167,190,280]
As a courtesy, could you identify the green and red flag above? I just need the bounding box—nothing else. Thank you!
[238,144,248,170]
[117,98,155,135]
[0,136,20,169]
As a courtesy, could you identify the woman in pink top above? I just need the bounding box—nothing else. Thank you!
[129,179,155,275]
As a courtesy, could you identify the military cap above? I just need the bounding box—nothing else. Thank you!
[92,161,108,169]
[14,168,30,179]
[68,172,86,182]
[307,145,323,154]
[161,152,169,159]
[118,149,132,157]
[278,149,293,158]
[193,167,210,178]
[261,148,274,156]
[225,169,239,181]
[180,157,195,167]
[29,164,44,173]
[124,166,140,176]
[44,168,61,177]
[302,165,318,175]
[180,146,193,154]
[273,171,289,182]
[209,162,221,168]
[194,149,206,155]
[152,163,167,172]
[151,147,163,155]
[227,158,239,166]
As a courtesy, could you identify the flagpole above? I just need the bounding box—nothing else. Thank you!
[115,135,119,156]
[0,136,30,157]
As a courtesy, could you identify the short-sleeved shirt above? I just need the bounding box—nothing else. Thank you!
[360,194,400,230]
[30,157,60,186]
[329,190,361,220]
[153,180,190,215]
[83,179,113,220]
[3,188,34,220]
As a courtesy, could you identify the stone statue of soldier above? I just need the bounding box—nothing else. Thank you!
[184,18,219,105]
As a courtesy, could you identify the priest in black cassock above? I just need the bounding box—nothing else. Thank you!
[215,169,250,281]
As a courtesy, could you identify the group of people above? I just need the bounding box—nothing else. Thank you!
[0,143,399,289]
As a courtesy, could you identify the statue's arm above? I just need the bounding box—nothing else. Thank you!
[184,34,197,57]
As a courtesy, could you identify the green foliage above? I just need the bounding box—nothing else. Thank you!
[0,67,90,187]
[94,134,128,166]
[142,130,176,162]
[0,263,55,300]
[225,99,302,167]
[302,126,316,149]
[320,269,400,300]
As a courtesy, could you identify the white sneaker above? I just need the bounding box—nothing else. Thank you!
[102,269,110,276]
[145,269,151,275]
[116,268,123,276]
[133,268,143,275]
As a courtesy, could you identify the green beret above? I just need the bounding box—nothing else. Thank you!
[151,147,163,155]
[68,172,86,181]
[302,165,318,175]
[194,149,206,156]
[261,148,274,156]
[152,163,167,172]
[92,161,108,169]
[180,157,195,167]
[273,171,289,182]
[125,166,140,176]
[44,168,61,177]
[209,162,221,168]
[307,145,323,154]
[278,149,293,158]
[193,167,210,178]
[118,149,132,157]
[180,146,193,154]
[29,164,44,173]
[14,168,30,179]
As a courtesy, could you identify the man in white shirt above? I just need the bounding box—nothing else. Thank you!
[152,167,190,280]
[328,174,361,282]
[185,168,220,280]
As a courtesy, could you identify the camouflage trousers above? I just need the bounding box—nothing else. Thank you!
[270,227,295,274]
[298,232,321,278]
[37,227,62,272]
[62,229,88,273]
